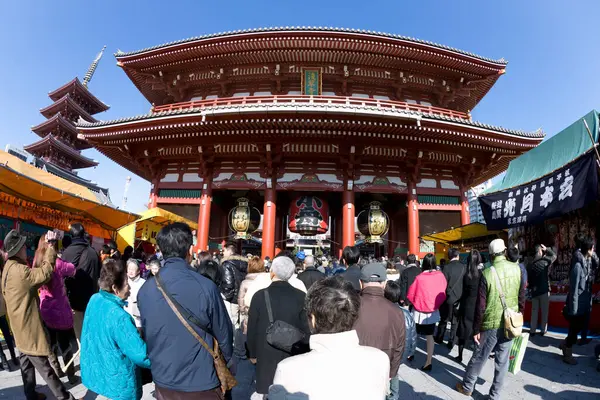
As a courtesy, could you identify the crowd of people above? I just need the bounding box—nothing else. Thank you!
[0,221,598,400]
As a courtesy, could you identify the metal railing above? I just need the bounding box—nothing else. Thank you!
[152,95,469,120]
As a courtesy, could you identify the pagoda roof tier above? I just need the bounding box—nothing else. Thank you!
[48,78,109,115]
[115,28,508,112]
[78,96,543,185]
[31,113,92,150]
[40,94,98,123]
[24,135,98,170]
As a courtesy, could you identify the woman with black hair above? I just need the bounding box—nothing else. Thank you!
[562,234,597,365]
[455,249,483,364]
[407,253,447,371]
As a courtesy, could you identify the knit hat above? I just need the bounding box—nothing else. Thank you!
[3,230,27,259]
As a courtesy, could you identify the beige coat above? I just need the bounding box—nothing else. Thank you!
[2,247,55,356]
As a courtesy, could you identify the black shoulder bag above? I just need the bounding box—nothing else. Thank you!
[264,289,306,354]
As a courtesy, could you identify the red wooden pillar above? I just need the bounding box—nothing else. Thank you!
[342,189,355,249]
[149,179,159,209]
[261,186,276,259]
[407,181,420,255]
[196,179,212,252]
[274,209,283,257]
[335,210,343,260]
[387,218,395,259]
[460,188,471,226]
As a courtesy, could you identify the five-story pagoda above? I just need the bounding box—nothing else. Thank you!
[25,46,108,182]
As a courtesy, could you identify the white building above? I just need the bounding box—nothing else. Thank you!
[468,180,492,224]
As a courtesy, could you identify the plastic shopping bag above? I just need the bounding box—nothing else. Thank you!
[508,332,529,374]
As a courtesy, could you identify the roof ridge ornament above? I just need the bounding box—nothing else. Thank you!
[83,45,107,87]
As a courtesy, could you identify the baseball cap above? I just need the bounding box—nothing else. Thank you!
[360,262,387,282]
[489,239,507,256]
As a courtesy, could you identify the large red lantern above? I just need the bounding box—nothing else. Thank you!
[288,195,329,236]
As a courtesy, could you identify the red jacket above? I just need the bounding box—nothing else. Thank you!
[407,270,447,313]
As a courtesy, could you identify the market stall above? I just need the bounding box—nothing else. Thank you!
[116,207,198,253]
[0,150,138,256]
[421,222,507,263]
[479,110,600,333]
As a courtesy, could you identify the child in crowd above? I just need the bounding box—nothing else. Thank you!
[385,280,417,362]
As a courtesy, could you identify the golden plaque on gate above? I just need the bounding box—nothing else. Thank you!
[301,67,322,96]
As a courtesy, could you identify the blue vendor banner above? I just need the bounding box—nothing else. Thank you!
[479,152,598,230]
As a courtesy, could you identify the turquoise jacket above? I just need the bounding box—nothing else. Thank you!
[81,290,151,400]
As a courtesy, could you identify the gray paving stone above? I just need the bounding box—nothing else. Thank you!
[0,332,598,399]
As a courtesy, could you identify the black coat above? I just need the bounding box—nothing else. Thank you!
[62,239,100,312]
[457,271,481,341]
[442,260,466,305]
[247,281,309,394]
[341,264,362,292]
[219,255,248,302]
[297,267,325,290]
[527,249,556,297]
[398,264,421,306]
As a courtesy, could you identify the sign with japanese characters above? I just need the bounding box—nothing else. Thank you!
[479,152,598,230]
[301,68,322,96]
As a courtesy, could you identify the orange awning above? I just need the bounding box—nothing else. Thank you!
[0,150,138,237]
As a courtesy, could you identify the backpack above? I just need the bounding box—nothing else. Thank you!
[490,266,523,339]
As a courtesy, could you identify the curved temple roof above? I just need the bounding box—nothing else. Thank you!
[48,78,109,115]
[115,26,507,65]
[77,101,543,139]
[24,135,98,169]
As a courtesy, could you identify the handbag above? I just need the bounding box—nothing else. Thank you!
[490,266,523,339]
[155,274,237,393]
[264,290,306,354]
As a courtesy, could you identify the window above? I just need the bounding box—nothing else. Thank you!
[233,92,250,97]
[373,95,390,100]
[352,93,370,98]
[420,101,432,106]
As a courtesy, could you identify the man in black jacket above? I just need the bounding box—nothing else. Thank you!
[297,255,325,290]
[527,244,556,336]
[340,246,362,292]
[247,256,309,396]
[398,254,421,307]
[62,223,100,340]
[219,242,248,327]
[435,248,465,349]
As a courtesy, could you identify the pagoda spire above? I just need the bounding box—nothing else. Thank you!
[82,45,106,87]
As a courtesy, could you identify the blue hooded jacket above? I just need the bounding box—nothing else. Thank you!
[138,257,233,392]
[81,290,151,400]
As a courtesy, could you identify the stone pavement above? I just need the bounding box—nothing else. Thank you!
[0,332,598,399]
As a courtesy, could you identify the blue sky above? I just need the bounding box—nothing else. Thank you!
[1,0,599,214]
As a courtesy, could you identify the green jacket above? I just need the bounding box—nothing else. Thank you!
[481,256,521,332]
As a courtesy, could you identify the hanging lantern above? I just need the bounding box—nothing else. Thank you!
[288,195,329,236]
[357,201,389,243]
[228,197,261,240]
